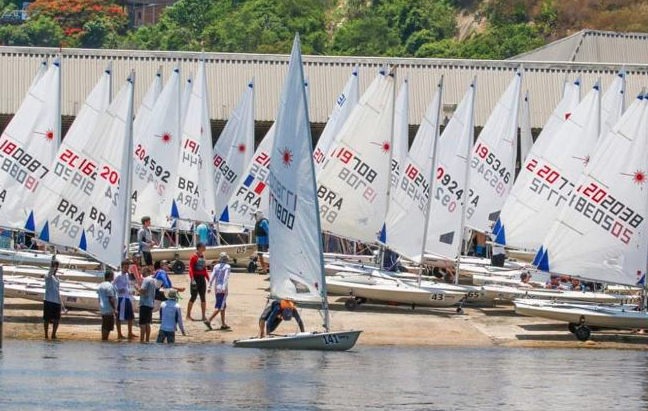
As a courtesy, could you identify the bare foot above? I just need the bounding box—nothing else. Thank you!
[128,334,138,340]
[117,335,126,340]
[51,335,57,340]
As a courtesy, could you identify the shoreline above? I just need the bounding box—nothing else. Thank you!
[3,271,648,351]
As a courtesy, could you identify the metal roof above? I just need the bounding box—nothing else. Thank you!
[0,45,645,129]
[511,29,648,64]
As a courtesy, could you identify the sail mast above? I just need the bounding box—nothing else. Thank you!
[123,71,135,257]
[417,76,444,287]
[455,77,477,284]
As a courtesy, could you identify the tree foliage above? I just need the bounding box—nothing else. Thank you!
[0,0,646,59]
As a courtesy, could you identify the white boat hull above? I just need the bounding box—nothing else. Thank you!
[326,276,464,307]
[234,330,361,351]
[137,244,257,265]
[2,265,103,283]
[0,249,99,269]
[483,285,636,304]
[515,299,648,329]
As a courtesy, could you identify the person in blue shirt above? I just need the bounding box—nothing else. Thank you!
[254,211,269,274]
[196,223,209,245]
[153,260,184,301]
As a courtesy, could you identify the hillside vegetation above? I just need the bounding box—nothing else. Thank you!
[0,0,647,59]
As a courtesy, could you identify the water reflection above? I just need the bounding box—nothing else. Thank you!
[0,341,646,410]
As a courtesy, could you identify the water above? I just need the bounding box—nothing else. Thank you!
[0,341,647,410]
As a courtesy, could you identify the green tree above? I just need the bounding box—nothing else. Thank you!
[0,15,64,46]
[329,14,401,56]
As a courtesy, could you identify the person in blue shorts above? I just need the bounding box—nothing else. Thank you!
[205,252,231,331]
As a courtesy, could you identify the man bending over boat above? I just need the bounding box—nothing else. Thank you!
[258,300,304,338]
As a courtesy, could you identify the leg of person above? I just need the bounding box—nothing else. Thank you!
[217,293,229,329]
[51,319,59,339]
[144,251,153,267]
[267,318,282,334]
[125,299,137,339]
[43,301,53,339]
[167,331,175,344]
[196,276,207,321]
[187,282,198,320]
[43,320,49,339]
[156,329,166,343]
[102,314,114,341]
[116,297,125,339]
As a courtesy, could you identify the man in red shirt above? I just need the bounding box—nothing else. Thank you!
[187,242,209,321]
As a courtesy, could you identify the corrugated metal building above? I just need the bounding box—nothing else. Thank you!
[511,29,648,64]
[0,45,645,136]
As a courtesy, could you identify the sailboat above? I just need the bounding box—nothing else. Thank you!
[234,35,361,351]
[0,58,61,230]
[515,88,648,341]
[213,79,255,223]
[323,74,467,308]
[3,73,139,309]
[495,73,625,252]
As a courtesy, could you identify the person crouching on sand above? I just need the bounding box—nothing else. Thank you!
[258,300,304,338]
[157,289,186,343]
[205,252,231,331]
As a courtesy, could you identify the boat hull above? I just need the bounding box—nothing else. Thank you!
[327,278,464,307]
[234,330,361,351]
[142,244,257,265]
[2,265,103,283]
[0,250,99,269]
[515,299,648,329]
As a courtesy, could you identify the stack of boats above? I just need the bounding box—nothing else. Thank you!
[0,41,647,345]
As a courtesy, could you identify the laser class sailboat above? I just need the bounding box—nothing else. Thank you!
[234,35,361,351]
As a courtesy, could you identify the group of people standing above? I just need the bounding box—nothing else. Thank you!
[40,212,306,343]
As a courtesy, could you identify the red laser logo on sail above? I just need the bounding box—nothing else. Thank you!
[157,132,172,144]
[37,129,55,141]
[237,143,246,153]
[621,170,646,185]
[280,148,293,167]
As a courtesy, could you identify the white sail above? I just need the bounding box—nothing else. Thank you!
[133,67,163,140]
[382,79,443,261]
[467,70,522,233]
[180,76,193,129]
[313,68,359,173]
[29,60,48,92]
[132,68,181,228]
[535,92,648,286]
[519,90,533,164]
[390,78,409,192]
[530,77,581,157]
[426,80,476,259]
[220,82,309,229]
[213,80,255,220]
[34,74,135,268]
[169,61,217,223]
[316,70,396,243]
[0,60,61,230]
[598,69,626,145]
[269,35,323,302]
[495,82,602,250]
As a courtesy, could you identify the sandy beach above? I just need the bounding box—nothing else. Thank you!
[3,271,648,350]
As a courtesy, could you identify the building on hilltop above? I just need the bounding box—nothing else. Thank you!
[510,29,648,64]
[121,0,179,28]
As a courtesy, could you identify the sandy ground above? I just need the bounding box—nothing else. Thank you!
[3,272,648,350]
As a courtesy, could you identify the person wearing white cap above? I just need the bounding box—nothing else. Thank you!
[205,252,231,330]
[157,289,186,343]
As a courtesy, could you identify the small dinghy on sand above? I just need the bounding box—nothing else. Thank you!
[233,37,361,350]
